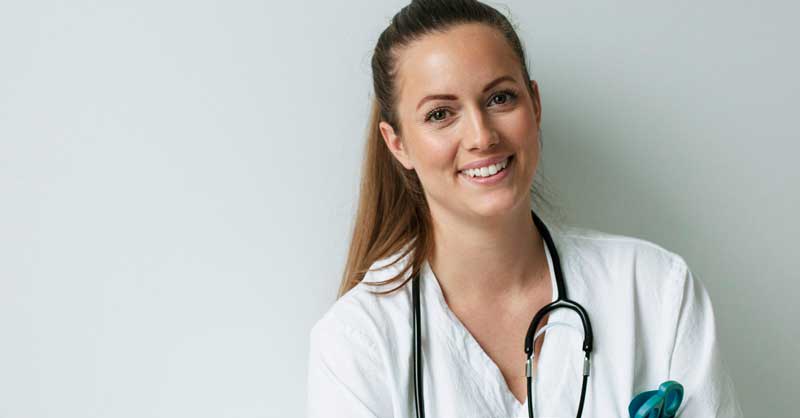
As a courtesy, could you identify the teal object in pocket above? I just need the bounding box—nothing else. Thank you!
[628,381,684,418]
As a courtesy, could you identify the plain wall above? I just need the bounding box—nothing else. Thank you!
[1,1,797,417]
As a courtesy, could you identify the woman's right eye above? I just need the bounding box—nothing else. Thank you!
[425,108,449,123]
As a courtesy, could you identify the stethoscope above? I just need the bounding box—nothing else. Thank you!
[411,209,594,418]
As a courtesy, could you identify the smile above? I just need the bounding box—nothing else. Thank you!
[459,155,512,177]
[458,155,514,184]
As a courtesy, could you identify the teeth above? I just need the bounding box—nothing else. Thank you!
[461,157,509,178]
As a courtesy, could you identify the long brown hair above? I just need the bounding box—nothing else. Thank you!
[337,0,563,298]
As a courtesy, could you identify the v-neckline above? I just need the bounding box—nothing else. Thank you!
[420,236,563,416]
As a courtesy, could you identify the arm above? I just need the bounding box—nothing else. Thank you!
[306,314,392,418]
[668,261,744,417]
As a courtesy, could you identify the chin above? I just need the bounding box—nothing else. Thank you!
[467,198,518,218]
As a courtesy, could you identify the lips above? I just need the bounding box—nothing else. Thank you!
[458,154,513,184]
[460,155,511,177]
[458,153,515,172]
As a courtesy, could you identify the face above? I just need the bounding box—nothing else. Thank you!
[379,23,543,221]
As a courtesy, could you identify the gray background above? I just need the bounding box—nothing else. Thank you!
[1,0,797,417]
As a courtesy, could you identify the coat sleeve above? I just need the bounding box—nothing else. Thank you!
[667,261,744,417]
[306,313,393,418]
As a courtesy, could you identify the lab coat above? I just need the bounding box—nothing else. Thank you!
[307,220,744,417]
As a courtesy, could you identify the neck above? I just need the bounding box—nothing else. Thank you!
[428,203,549,306]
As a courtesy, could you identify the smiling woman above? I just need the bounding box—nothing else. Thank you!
[379,22,542,227]
[307,1,744,417]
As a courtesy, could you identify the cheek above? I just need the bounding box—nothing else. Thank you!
[411,134,460,173]
[506,109,536,140]
[500,111,540,173]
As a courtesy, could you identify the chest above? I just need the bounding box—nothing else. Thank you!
[413,290,674,418]
[449,300,552,406]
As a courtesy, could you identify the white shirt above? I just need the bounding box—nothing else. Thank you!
[307,220,744,417]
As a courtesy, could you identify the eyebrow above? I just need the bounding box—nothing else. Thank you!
[415,75,517,111]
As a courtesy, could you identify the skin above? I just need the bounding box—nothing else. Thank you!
[378,23,553,406]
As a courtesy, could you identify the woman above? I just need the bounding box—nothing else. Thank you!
[307,1,743,417]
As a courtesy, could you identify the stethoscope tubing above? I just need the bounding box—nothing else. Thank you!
[412,210,594,418]
[412,265,425,418]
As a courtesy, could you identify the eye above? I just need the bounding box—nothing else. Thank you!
[423,89,520,124]
[424,107,449,123]
[489,89,519,106]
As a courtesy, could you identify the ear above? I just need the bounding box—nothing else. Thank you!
[529,79,543,127]
[379,121,414,170]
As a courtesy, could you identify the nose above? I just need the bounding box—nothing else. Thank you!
[463,106,499,151]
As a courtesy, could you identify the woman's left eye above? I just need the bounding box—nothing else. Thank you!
[490,89,518,106]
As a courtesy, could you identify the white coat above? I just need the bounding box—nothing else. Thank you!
[307,220,744,417]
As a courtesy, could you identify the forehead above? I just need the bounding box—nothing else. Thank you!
[394,23,521,106]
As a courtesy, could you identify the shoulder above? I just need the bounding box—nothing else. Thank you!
[553,222,688,277]
[552,220,689,305]
[548,222,709,335]
[307,262,404,417]
[309,252,414,356]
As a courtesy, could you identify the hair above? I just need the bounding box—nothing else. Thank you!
[337,0,563,298]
